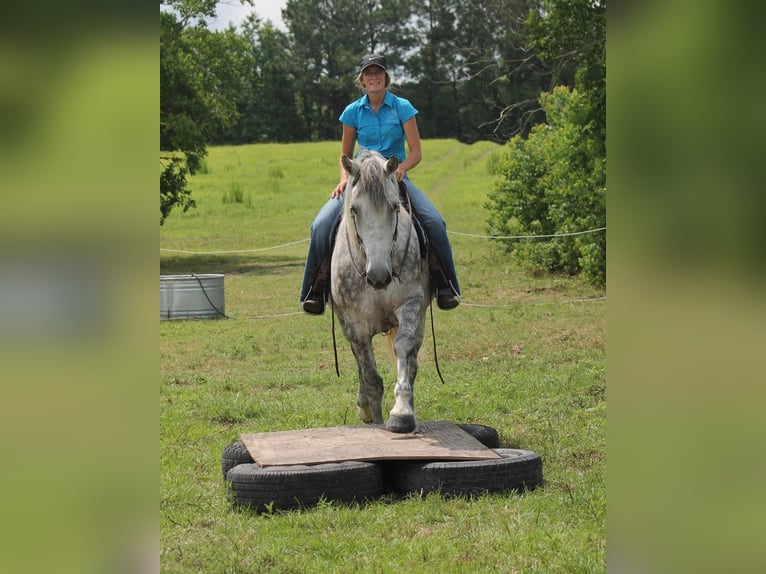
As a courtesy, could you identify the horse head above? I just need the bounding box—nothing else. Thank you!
[341,151,401,289]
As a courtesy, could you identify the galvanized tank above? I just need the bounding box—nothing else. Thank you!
[160,274,225,320]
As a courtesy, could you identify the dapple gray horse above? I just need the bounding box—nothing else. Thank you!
[331,150,430,433]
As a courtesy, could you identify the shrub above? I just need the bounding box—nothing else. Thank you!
[486,86,605,287]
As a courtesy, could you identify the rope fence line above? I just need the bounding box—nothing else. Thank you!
[449,226,606,240]
[160,226,606,319]
[159,226,606,255]
[160,238,310,255]
[228,297,605,320]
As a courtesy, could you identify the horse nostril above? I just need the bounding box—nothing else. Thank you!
[366,272,392,290]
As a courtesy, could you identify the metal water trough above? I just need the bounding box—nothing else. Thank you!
[160,274,225,320]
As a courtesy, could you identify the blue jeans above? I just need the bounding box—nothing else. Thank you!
[300,177,461,302]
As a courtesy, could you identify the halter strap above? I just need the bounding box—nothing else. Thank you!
[344,221,366,278]
[344,192,405,281]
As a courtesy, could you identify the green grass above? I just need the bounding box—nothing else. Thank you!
[160,140,605,572]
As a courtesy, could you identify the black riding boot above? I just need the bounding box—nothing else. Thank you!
[429,249,460,310]
[302,256,331,315]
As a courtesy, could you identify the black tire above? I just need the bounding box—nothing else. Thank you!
[221,440,253,479]
[386,448,542,497]
[226,460,385,513]
[456,424,501,448]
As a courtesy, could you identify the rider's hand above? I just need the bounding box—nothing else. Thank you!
[331,179,347,199]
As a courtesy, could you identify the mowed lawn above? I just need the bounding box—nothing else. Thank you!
[160,140,606,572]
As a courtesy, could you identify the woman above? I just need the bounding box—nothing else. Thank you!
[300,54,461,315]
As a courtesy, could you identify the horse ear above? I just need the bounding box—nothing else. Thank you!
[386,156,399,174]
[341,155,357,177]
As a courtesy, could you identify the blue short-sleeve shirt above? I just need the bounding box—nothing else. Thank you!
[338,91,418,162]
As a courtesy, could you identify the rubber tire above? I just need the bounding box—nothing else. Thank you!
[226,460,385,513]
[456,424,501,448]
[221,440,253,479]
[386,448,542,497]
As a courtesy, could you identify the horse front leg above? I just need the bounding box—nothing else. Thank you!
[349,338,384,425]
[387,309,425,433]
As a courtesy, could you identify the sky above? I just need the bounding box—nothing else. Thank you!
[210,0,287,32]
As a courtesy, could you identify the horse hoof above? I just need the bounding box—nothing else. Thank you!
[358,407,373,424]
[387,415,416,434]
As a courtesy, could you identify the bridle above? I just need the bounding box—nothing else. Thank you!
[344,178,413,283]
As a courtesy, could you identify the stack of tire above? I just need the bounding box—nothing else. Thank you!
[223,424,543,513]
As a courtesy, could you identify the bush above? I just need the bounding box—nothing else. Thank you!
[486,86,605,287]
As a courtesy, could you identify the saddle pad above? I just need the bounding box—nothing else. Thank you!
[240,420,501,467]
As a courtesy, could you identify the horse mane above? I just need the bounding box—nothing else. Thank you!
[354,151,397,214]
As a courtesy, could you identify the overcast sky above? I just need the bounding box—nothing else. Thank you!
[210,0,287,31]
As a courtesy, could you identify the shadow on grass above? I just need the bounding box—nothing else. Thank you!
[160,253,305,276]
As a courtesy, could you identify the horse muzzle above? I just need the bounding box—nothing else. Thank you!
[365,266,392,289]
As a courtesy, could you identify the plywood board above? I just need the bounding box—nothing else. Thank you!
[240,420,502,467]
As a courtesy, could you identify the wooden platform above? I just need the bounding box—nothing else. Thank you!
[240,420,502,467]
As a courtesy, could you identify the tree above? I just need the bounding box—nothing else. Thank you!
[486,0,606,286]
[160,11,204,223]
[404,0,460,139]
[397,0,548,142]
[526,0,606,150]
[244,19,303,142]
[160,1,253,222]
[283,0,368,140]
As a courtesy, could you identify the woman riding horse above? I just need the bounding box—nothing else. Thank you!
[299,54,461,315]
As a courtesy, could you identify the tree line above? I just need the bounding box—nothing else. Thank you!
[161,0,605,285]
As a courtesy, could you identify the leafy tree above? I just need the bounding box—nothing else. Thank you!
[526,0,606,150]
[405,0,460,138]
[486,0,606,285]
[160,11,204,223]
[399,0,548,142]
[283,0,368,140]
[160,1,253,222]
[184,24,251,134]
[451,0,548,142]
[226,17,301,143]
[161,0,219,25]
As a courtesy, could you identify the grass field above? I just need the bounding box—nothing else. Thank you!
[160,140,606,572]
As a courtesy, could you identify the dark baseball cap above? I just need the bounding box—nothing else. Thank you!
[359,54,388,73]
